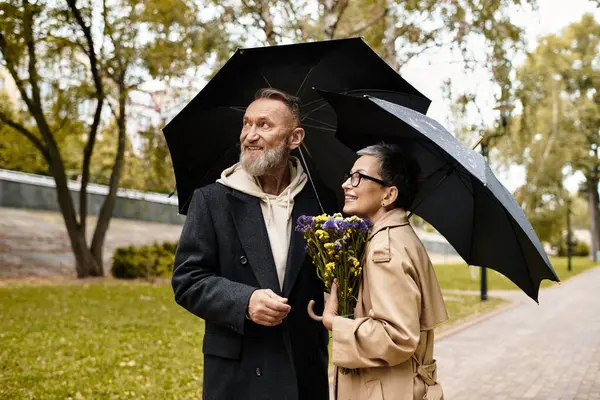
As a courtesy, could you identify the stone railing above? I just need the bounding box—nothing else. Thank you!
[0,169,184,225]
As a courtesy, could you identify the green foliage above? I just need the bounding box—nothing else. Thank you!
[136,125,176,194]
[494,14,600,246]
[557,240,590,258]
[0,91,47,174]
[111,241,177,279]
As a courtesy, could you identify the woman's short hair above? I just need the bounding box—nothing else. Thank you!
[357,143,421,209]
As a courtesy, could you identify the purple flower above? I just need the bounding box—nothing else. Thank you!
[322,218,337,231]
[296,215,316,232]
[335,220,350,233]
[334,241,342,251]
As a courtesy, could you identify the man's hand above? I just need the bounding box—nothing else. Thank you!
[247,289,291,327]
[322,279,339,331]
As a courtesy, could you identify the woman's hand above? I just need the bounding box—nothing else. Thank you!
[322,279,339,330]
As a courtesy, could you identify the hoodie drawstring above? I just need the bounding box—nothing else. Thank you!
[286,187,291,220]
[263,187,293,228]
[264,196,273,228]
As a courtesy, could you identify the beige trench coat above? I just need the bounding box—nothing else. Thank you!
[332,209,449,400]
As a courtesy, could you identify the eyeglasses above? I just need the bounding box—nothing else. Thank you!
[343,172,387,187]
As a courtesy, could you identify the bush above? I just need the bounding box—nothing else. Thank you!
[557,239,590,257]
[111,241,177,279]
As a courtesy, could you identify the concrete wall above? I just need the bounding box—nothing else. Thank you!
[0,169,185,225]
[0,169,461,258]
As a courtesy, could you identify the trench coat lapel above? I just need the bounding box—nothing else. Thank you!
[227,190,281,294]
[282,187,321,298]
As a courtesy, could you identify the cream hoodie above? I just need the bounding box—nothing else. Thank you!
[217,157,308,289]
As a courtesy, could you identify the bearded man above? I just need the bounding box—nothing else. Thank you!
[172,88,335,400]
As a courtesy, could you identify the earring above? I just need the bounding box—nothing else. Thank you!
[382,202,386,207]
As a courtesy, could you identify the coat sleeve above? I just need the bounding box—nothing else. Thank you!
[172,188,257,335]
[332,231,421,369]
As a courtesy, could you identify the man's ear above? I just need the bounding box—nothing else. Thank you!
[289,127,305,150]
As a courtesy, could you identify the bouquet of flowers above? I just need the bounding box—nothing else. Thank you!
[296,213,372,374]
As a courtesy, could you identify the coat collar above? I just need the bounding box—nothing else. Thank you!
[369,208,410,239]
[225,184,322,297]
[227,189,281,294]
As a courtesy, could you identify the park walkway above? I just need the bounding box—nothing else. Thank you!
[436,266,600,399]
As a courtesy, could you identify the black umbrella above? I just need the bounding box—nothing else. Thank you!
[163,38,430,214]
[317,90,559,302]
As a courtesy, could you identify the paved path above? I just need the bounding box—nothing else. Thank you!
[0,207,182,277]
[436,266,600,400]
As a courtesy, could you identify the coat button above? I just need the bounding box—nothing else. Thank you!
[255,367,262,377]
[240,256,248,265]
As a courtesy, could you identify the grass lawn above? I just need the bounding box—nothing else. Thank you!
[433,256,597,291]
[0,281,205,400]
[438,294,506,329]
[1,281,507,399]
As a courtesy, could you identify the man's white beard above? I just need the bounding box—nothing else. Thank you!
[240,138,290,177]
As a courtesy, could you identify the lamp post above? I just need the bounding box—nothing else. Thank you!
[567,198,572,272]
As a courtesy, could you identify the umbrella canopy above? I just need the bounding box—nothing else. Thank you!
[163,38,430,214]
[317,90,559,302]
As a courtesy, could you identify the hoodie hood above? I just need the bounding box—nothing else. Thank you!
[217,157,308,226]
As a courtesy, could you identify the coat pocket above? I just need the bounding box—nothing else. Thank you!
[202,331,242,360]
[365,380,384,400]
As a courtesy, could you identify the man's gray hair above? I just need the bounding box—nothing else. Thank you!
[255,88,302,126]
[357,143,421,209]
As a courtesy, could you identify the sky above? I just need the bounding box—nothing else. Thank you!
[400,0,600,193]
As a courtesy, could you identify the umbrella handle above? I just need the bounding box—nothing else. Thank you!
[307,299,323,321]
[470,136,484,150]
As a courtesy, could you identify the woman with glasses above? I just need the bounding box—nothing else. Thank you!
[322,143,449,400]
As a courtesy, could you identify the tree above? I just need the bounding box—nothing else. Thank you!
[500,14,600,257]
[211,0,532,109]
[0,0,223,277]
[0,90,48,174]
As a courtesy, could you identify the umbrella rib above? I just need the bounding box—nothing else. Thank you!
[258,70,273,88]
[504,203,540,302]
[301,123,337,132]
[294,51,333,96]
[468,174,477,263]
[410,169,453,216]
[301,102,331,121]
[301,115,337,129]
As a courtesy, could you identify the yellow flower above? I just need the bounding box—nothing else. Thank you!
[324,243,334,250]
[326,262,336,271]
[315,230,330,241]
[348,288,353,294]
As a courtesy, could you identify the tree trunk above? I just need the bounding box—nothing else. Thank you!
[48,146,103,277]
[259,0,277,45]
[587,171,600,261]
[90,75,127,270]
[323,0,348,40]
[382,0,399,71]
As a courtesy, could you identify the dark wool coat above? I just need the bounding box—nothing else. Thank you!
[172,181,336,400]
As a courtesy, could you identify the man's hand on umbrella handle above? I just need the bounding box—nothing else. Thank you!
[248,289,291,327]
